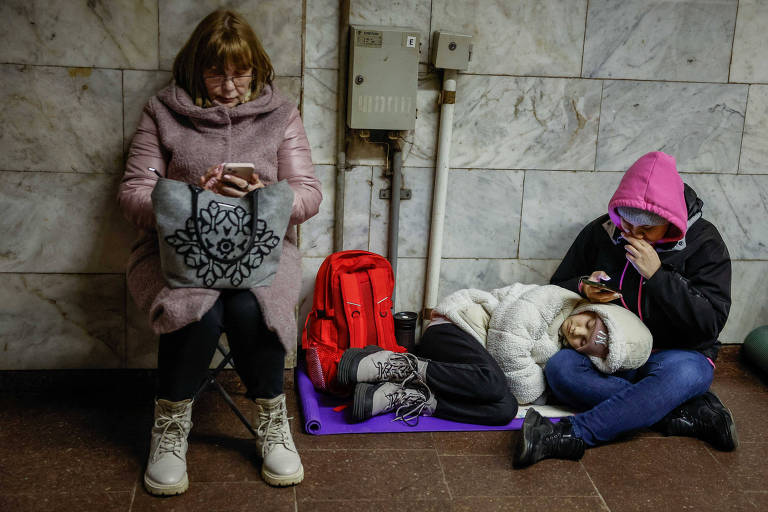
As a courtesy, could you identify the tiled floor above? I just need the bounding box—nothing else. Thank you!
[1,346,766,511]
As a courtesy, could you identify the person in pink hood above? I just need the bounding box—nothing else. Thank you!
[514,151,737,468]
[118,10,321,494]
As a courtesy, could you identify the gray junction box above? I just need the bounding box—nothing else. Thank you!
[347,25,419,130]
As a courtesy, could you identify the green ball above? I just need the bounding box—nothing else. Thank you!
[743,325,768,374]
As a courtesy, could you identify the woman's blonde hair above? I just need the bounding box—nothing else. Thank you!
[173,10,274,106]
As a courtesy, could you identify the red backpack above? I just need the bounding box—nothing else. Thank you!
[302,250,406,394]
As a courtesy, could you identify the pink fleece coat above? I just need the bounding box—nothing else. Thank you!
[607,151,687,244]
[118,82,322,351]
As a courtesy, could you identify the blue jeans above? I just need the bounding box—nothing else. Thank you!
[545,348,714,446]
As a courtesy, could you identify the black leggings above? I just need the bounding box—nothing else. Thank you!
[157,290,285,401]
[414,323,518,425]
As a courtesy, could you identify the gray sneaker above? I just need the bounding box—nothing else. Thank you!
[352,376,437,425]
[337,346,428,385]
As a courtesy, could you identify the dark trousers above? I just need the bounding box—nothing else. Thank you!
[157,290,285,402]
[414,323,518,425]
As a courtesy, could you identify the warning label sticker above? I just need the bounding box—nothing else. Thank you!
[357,31,383,47]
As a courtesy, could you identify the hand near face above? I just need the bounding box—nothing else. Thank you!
[582,270,622,303]
[622,234,662,279]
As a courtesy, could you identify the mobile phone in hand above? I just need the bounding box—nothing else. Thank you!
[222,162,255,180]
[580,277,620,294]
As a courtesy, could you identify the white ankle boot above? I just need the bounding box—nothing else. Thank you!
[253,394,304,486]
[144,398,193,496]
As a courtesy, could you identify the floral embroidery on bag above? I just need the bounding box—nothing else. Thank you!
[164,200,280,287]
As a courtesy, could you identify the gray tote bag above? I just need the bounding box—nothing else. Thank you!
[152,178,294,289]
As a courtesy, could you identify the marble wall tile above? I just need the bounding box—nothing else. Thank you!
[0,172,135,273]
[583,0,737,82]
[442,169,523,259]
[0,274,124,370]
[299,165,335,257]
[0,65,123,173]
[519,171,623,260]
[159,0,302,76]
[306,0,339,69]
[681,174,768,260]
[0,0,158,69]
[597,81,748,173]
[342,166,373,250]
[403,72,440,168]
[740,85,768,174]
[350,0,431,64]
[437,259,562,301]
[730,0,768,84]
[370,167,433,258]
[123,70,173,150]
[126,289,157,369]
[431,0,586,76]
[395,258,427,315]
[297,256,325,343]
[451,76,602,171]
[274,76,301,106]
[302,68,338,165]
[720,261,768,344]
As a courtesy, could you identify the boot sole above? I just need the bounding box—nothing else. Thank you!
[352,383,376,421]
[143,472,189,496]
[262,464,304,487]
[337,346,383,386]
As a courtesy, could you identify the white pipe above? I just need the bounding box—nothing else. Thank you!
[422,69,457,330]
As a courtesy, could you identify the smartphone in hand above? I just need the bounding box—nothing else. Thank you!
[580,277,620,294]
[222,162,255,180]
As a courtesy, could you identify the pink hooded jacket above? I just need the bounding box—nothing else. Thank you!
[118,82,322,351]
[607,151,687,244]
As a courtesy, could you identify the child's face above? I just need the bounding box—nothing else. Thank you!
[561,311,597,350]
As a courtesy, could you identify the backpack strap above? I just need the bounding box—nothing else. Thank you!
[339,272,367,349]
[367,267,403,352]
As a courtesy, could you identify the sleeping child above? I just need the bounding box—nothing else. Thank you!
[337,283,653,425]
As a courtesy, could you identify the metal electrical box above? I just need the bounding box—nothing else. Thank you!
[347,25,419,130]
[431,31,472,70]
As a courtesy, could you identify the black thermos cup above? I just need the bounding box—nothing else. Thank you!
[393,311,418,352]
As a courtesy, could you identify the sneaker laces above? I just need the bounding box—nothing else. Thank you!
[374,352,421,382]
[387,375,434,427]
[152,406,192,460]
[256,403,296,458]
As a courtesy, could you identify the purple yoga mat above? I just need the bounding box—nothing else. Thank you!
[296,363,536,435]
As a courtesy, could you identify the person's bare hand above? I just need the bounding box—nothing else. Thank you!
[216,172,265,198]
[582,270,622,303]
[623,234,662,279]
[199,164,224,190]
[198,165,265,197]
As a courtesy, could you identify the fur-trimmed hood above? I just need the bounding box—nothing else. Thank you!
[566,302,653,374]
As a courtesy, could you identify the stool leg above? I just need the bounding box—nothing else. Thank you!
[212,378,259,438]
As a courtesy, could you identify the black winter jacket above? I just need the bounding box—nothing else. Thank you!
[550,184,731,361]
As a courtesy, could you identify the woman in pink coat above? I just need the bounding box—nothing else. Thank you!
[118,10,321,494]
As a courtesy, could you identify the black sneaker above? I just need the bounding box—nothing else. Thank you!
[659,391,739,451]
[513,409,585,468]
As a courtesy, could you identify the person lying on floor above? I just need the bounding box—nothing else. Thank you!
[514,151,737,470]
[335,282,651,426]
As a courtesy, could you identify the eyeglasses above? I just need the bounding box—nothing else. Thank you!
[203,75,253,88]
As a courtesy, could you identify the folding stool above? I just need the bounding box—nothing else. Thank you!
[194,341,258,438]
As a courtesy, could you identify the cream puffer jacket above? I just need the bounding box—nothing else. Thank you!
[434,284,652,404]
